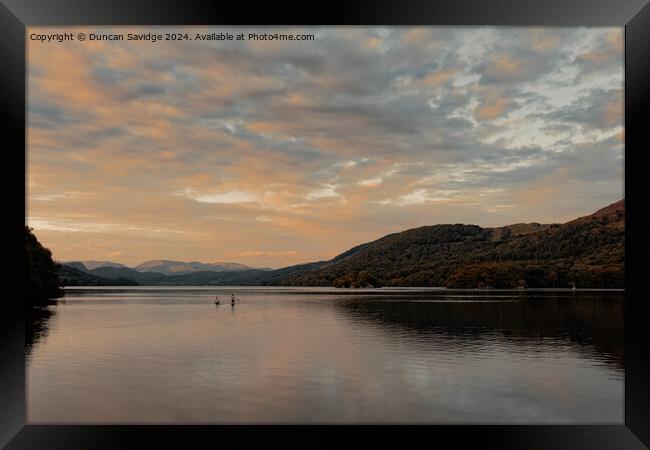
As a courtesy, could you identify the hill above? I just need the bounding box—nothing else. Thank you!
[25,226,64,303]
[58,199,624,289]
[63,261,89,272]
[58,265,139,286]
[66,260,128,270]
[133,259,256,274]
[273,200,624,289]
[57,264,272,286]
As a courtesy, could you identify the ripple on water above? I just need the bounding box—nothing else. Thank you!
[27,288,624,423]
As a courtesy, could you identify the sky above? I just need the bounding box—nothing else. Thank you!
[26,27,624,268]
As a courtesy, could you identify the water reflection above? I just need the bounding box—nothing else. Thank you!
[333,291,624,371]
[26,288,624,424]
[26,305,56,357]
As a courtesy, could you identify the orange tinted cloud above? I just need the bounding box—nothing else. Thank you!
[26,26,624,267]
[528,29,560,51]
[472,86,511,121]
[420,68,458,87]
[603,91,623,127]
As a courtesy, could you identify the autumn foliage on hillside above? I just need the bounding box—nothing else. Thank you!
[277,200,624,289]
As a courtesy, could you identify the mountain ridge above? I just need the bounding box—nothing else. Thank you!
[133,259,258,274]
[63,260,127,270]
[58,200,624,289]
[268,199,624,288]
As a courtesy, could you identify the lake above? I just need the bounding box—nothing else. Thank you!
[26,287,624,424]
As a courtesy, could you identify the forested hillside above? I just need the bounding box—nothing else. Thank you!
[56,200,624,289]
[275,200,624,289]
[26,226,64,303]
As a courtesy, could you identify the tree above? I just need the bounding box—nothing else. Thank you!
[25,226,64,304]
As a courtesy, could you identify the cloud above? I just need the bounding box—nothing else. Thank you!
[26,26,624,266]
[378,189,461,206]
[237,250,299,257]
[333,160,358,168]
[183,189,258,204]
[472,86,513,121]
[27,217,185,235]
[574,29,624,75]
[534,89,623,130]
[29,101,80,129]
[306,184,340,200]
[358,177,383,187]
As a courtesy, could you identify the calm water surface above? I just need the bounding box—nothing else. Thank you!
[27,287,624,423]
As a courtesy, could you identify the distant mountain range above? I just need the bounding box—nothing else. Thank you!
[63,259,263,274]
[63,260,128,270]
[58,199,624,289]
[133,260,258,274]
[58,265,139,286]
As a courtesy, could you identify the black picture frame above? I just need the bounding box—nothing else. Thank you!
[3,0,649,448]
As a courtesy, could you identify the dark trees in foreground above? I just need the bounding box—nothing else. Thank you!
[25,226,64,304]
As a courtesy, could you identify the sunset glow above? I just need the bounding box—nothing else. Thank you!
[27,27,624,267]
